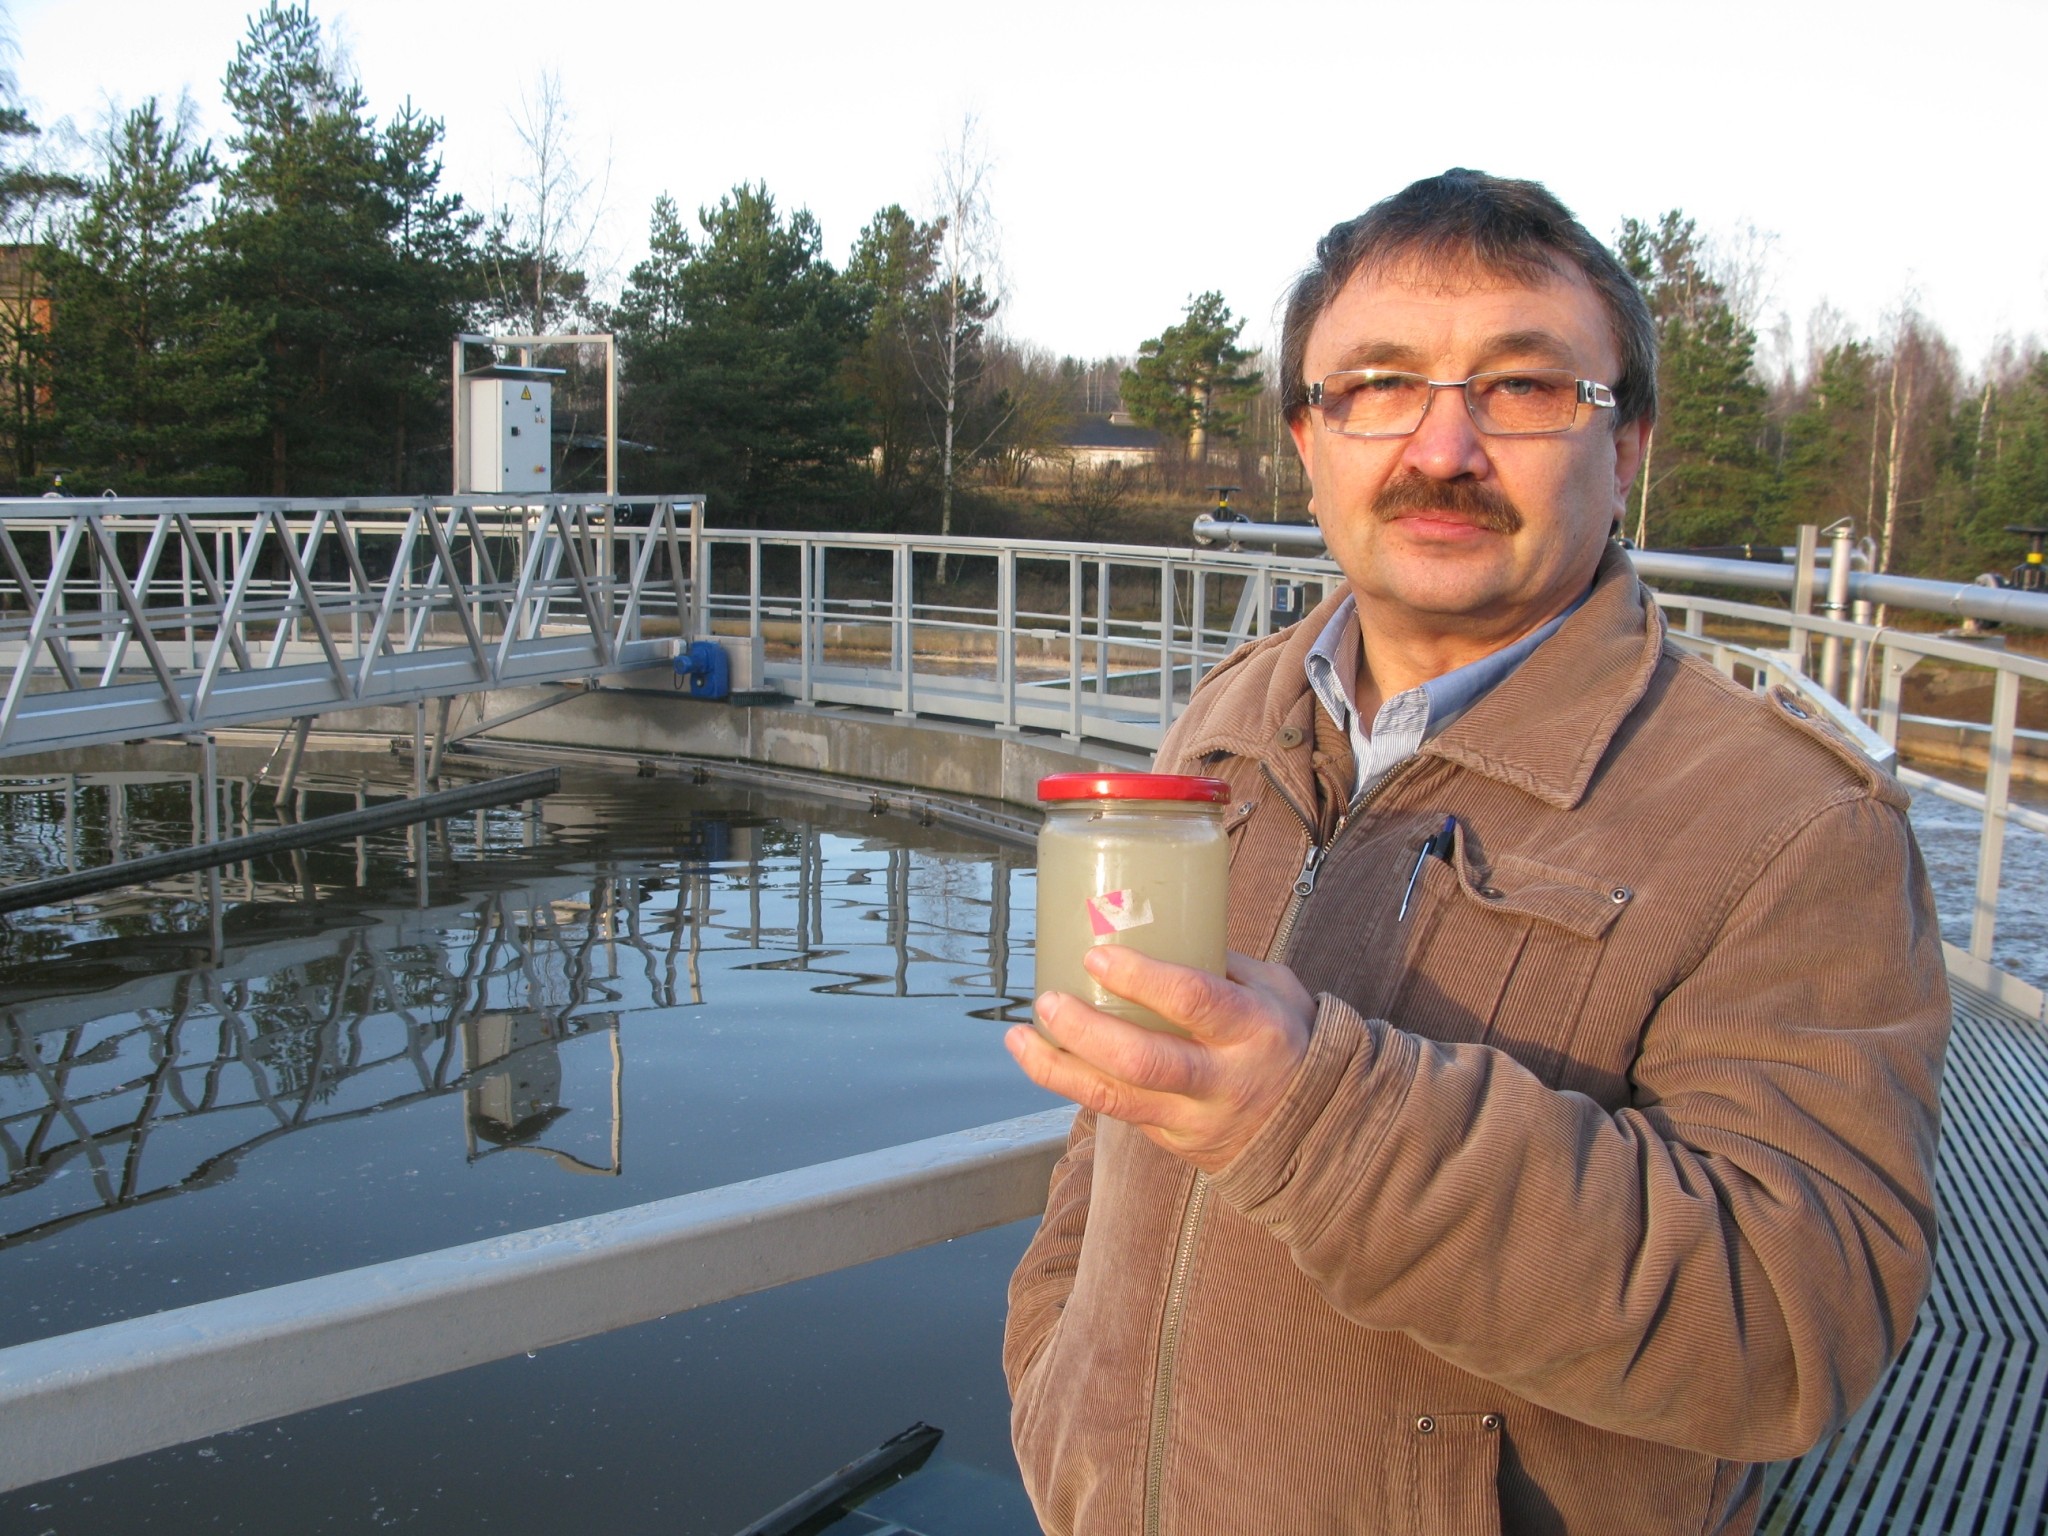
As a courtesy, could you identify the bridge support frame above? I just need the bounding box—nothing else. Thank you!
[273,717,314,802]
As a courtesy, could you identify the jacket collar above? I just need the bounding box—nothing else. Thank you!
[1175,542,1664,813]
[1424,543,1665,809]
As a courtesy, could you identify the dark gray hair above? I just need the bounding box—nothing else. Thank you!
[1280,169,1657,430]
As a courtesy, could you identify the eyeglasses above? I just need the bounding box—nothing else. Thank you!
[1306,369,1618,438]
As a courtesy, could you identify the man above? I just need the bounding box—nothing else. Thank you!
[1003,170,1948,1536]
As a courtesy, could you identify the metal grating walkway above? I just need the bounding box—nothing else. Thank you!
[1763,979,2048,1534]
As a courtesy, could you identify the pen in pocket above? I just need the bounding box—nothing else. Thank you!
[1398,815,1458,921]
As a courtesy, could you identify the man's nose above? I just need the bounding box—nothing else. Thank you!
[1399,382,1492,480]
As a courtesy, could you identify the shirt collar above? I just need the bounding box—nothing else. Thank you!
[1305,587,1589,753]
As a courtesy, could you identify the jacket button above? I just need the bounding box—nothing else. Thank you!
[1609,887,1632,904]
[1779,694,1810,719]
[1478,885,1503,900]
[1275,724,1305,748]
[1415,1416,1435,1434]
[1481,1413,1502,1431]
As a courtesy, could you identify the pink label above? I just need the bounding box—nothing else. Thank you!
[1086,889,1154,937]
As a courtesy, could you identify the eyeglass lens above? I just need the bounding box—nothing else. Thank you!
[1318,370,1582,437]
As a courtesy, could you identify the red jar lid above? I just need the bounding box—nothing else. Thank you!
[1038,772,1232,803]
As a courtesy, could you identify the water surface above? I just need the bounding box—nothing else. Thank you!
[0,763,1052,1534]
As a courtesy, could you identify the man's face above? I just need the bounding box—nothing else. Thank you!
[1287,259,1649,650]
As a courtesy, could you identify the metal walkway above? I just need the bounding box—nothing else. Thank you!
[1763,977,2048,1534]
[0,496,698,757]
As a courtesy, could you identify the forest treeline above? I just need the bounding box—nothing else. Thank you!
[2,3,2043,582]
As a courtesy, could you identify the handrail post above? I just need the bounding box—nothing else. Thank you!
[748,536,762,651]
[1789,523,1818,676]
[799,539,815,705]
[998,546,1017,732]
[895,541,914,720]
[1095,558,1110,701]
[688,498,705,640]
[1969,668,2020,962]
[1157,557,1174,732]
[1066,552,1083,741]
[1875,642,1919,749]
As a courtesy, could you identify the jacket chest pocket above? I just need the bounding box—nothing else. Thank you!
[1391,843,1630,1088]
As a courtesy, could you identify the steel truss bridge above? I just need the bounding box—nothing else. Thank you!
[0,496,700,757]
[0,495,2044,1531]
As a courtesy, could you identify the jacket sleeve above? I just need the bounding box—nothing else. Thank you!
[1210,793,1949,1462]
[1004,1106,1098,1396]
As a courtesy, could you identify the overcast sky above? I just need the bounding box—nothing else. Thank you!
[12,0,2047,374]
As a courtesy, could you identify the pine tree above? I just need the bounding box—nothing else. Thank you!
[842,204,943,513]
[1121,291,1262,464]
[210,3,481,494]
[1774,340,1879,534]
[42,100,264,492]
[375,100,482,491]
[1616,213,1771,549]
[613,184,867,523]
[612,192,693,479]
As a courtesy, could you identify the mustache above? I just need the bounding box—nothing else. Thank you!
[1371,474,1524,534]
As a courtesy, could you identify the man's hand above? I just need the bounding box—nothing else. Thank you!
[1005,947,1315,1173]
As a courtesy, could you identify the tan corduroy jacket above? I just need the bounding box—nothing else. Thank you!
[1005,545,1949,1536]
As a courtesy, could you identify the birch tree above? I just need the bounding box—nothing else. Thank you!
[917,117,1001,581]
[486,69,609,334]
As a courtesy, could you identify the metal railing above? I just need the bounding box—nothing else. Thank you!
[0,495,700,757]
[690,527,1336,750]
[1648,592,2047,975]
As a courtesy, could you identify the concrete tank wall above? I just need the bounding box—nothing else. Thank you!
[289,678,1150,813]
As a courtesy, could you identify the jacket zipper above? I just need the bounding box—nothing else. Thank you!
[1139,755,1423,1532]
[1142,1170,1210,1536]
[1261,762,1323,963]
[1264,758,1421,964]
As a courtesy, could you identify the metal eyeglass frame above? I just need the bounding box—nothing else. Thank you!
[1305,369,1619,438]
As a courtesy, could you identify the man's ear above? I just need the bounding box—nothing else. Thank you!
[1612,417,1651,519]
[1287,411,1316,486]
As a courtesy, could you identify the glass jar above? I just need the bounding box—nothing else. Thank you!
[1034,772,1232,1037]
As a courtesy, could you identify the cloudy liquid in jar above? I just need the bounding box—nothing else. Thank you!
[1035,800,1228,1036]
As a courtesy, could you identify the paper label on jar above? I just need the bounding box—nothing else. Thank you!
[1087,888,1154,937]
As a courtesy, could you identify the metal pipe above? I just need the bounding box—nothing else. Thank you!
[0,768,560,916]
[1820,523,1854,697]
[1192,515,1327,552]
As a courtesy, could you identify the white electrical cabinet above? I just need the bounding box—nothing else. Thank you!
[461,366,560,494]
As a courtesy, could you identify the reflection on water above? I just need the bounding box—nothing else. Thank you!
[0,767,1039,1262]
